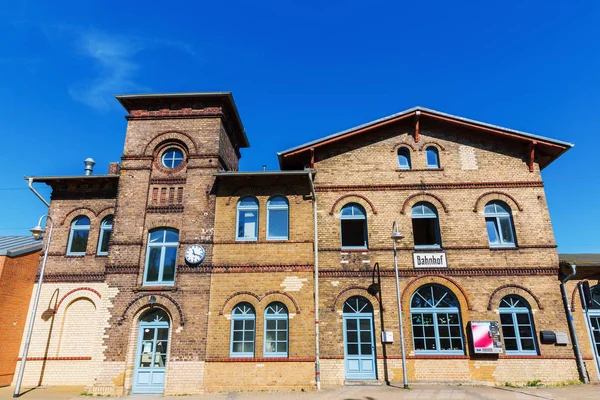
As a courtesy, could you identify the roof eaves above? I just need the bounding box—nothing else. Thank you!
[214,170,315,178]
[24,175,120,182]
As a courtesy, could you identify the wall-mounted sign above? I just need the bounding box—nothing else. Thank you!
[413,252,447,268]
[381,331,394,343]
[470,321,502,354]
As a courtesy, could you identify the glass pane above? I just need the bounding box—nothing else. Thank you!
[232,342,242,353]
[266,320,276,330]
[157,328,169,340]
[516,314,530,325]
[519,325,533,338]
[155,354,167,367]
[238,210,258,239]
[412,218,439,246]
[70,230,89,253]
[424,326,435,337]
[277,331,287,341]
[521,339,535,351]
[162,247,177,282]
[412,314,423,324]
[398,151,410,168]
[414,339,425,350]
[143,328,154,340]
[268,209,288,238]
[502,325,516,338]
[440,339,451,350]
[360,331,371,342]
[245,320,255,330]
[347,331,358,342]
[277,320,287,329]
[233,331,243,341]
[447,314,459,324]
[74,216,90,226]
[243,343,254,353]
[265,342,276,353]
[425,339,436,350]
[146,247,161,282]
[239,197,258,207]
[164,229,179,243]
[99,229,111,253]
[413,326,423,338]
[341,220,367,247]
[361,344,372,355]
[438,326,450,337]
[504,338,518,351]
[276,343,287,353]
[346,319,357,331]
[149,230,164,243]
[484,203,496,214]
[450,326,461,337]
[451,339,463,350]
[500,313,513,324]
[347,344,359,355]
[359,319,371,331]
[141,340,154,355]
[499,218,514,244]
[244,330,254,341]
[269,196,288,207]
[156,340,168,354]
[233,320,243,330]
[423,314,434,325]
[426,148,439,167]
[486,218,499,244]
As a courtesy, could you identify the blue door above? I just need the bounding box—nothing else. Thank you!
[133,309,170,394]
[343,296,377,380]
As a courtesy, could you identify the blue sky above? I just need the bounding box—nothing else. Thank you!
[0,1,598,253]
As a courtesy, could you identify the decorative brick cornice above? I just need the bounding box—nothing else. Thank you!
[329,194,377,215]
[474,191,524,212]
[487,284,544,310]
[118,293,185,326]
[55,287,102,311]
[105,265,138,274]
[206,358,315,363]
[109,241,143,246]
[37,272,105,283]
[320,244,556,252]
[121,155,153,161]
[418,141,446,151]
[179,263,314,274]
[395,168,445,172]
[213,240,312,245]
[146,204,184,213]
[315,181,544,192]
[219,290,301,315]
[319,267,558,277]
[150,177,187,185]
[401,192,449,213]
[391,141,418,152]
[119,166,151,171]
[18,356,92,361]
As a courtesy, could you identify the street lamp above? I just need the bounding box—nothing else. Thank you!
[391,221,408,389]
[13,215,54,398]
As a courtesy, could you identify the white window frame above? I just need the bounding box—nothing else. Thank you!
[263,302,289,358]
[143,228,179,286]
[484,201,517,248]
[230,303,256,358]
[236,197,259,241]
[397,147,411,169]
[426,146,440,168]
[411,202,442,249]
[161,148,184,169]
[499,295,538,355]
[67,215,91,256]
[266,196,289,241]
[340,203,368,250]
[96,215,113,256]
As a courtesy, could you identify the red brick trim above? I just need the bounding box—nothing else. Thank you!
[319,267,558,277]
[17,356,92,361]
[55,287,101,311]
[60,207,97,226]
[330,286,378,311]
[315,181,544,192]
[96,207,115,218]
[401,275,473,310]
[320,355,344,359]
[487,284,543,310]
[152,141,189,175]
[143,130,198,156]
[473,191,524,212]
[146,205,184,213]
[121,155,154,161]
[395,168,445,172]
[219,290,301,315]
[225,188,301,206]
[37,273,105,283]
[118,294,185,326]
[213,240,312,245]
[329,194,377,215]
[391,142,418,152]
[320,244,556,252]
[206,358,315,362]
[400,192,449,214]
[119,166,151,171]
[418,141,446,151]
[405,355,468,359]
[105,265,138,274]
[109,241,143,246]
[150,177,187,185]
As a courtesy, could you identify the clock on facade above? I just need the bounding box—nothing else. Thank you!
[184,244,206,265]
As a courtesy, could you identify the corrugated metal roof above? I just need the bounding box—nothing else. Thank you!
[559,253,600,267]
[0,236,43,257]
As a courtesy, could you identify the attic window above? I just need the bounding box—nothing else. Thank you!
[398,148,411,169]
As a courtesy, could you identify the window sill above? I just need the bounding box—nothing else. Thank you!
[134,286,177,292]
[414,246,442,251]
[65,253,86,257]
[235,238,258,242]
[395,168,444,172]
[408,354,468,359]
[341,247,369,251]
[96,253,108,257]
[489,246,518,251]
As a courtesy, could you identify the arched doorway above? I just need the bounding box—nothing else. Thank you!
[132,308,170,394]
[343,296,376,380]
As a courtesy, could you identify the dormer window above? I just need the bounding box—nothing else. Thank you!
[398,148,411,169]
[161,148,184,169]
[426,147,440,168]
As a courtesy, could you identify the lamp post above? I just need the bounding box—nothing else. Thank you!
[13,215,53,398]
[391,221,408,389]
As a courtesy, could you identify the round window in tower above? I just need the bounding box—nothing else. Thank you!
[161,148,185,169]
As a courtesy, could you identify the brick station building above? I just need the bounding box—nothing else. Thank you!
[16,92,599,394]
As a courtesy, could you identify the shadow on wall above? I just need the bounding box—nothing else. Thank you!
[37,289,59,386]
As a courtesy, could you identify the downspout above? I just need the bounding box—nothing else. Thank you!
[559,261,589,383]
[27,177,50,207]
[308,171,320,391]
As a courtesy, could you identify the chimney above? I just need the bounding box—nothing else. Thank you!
[84,158,96,176]
[108,162,121,175]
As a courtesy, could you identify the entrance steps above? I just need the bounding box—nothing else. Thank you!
[344,380,382,386]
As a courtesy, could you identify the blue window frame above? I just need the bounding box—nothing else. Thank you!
[236,196,259,241]
[397,148,411,169]
[230,303,256,358]
[267,196,289,240]
[264,302,288,357]
[426,147,440,168]
[499,295,537,355]
[411,202,441,249]
[410,284,464,355]
[340,203,368,249]
[67,215,91,255]
[144,228,179,286]
[161,148,184,169]
[484,201,516,247]
[97,215,113,256]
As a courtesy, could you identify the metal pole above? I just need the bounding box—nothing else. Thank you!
[13,215,53,397]
[559,261,588,384]
[392,221,408,388]
[308,172,321,391]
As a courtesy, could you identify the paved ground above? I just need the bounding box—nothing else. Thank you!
[1,384,600,400]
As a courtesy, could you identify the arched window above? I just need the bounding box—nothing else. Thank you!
[410,285,464,354]
[264,302,288,357]
[230,302,256,358]
[67,215,91,255]
[484,201,516,247]
[144,228,179,286]
[426,147,440,168]
[499,295,537,355]
[267,196,289,240]
[397,148,411,169]
[340,203,368,249]
[97,215,113,255]
[236,196,259,241]
[590,284,600,309]
[411,202,441,248]
[161,148,184,169]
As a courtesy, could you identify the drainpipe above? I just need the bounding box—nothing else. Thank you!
[308,171,320,391]
[559,261,589,383]
[27,177,50,207]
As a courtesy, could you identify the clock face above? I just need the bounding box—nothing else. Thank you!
[184,244,206,265]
